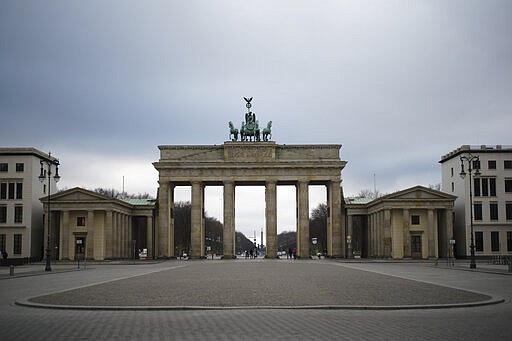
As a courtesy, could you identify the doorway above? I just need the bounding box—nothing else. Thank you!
[411,235,422,259]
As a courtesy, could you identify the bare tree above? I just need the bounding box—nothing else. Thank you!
[356,188,383,199]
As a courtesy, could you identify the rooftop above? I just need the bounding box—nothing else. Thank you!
[440,145,512,163]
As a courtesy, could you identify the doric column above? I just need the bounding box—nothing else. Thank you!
[327,180,343,257]
[223,181,236,258]
[191,181,204,258]
[112,212,118,258]
[375,211,381,257]
[403,209,410,258]
[346,214,353,258]
[384,209,391,257]
[146,215,153,259]
[265,181,277,258]
[60,210,69,260]
[103,210,112,259]
[93,210,103,260]
[87,210,94,259]
[128,214,133,258]
[428,209,435,258]
[158,181,174,258]
[446,209,454,258]
[296,180,309,258]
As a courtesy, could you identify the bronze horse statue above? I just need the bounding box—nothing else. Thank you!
[228,121,238,141]
[240,120,260,141]
[262,121,272,141]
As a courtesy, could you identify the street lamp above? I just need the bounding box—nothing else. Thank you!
[459,153,480,269]
[38,152,60,272]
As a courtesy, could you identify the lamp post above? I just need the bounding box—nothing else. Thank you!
[459,153,480,269]
[38,152,61,272]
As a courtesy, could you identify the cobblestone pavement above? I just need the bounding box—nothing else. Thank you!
[1,259,511,340]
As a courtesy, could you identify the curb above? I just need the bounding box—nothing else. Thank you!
[15,296,505,311]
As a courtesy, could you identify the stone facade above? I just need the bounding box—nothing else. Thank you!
[440,145,512,257]
[0,148,58,261]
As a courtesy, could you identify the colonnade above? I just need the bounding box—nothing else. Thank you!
[157,180,344,259]
[45,208,153,261]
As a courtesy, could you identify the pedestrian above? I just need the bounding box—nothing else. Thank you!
[249,249,253,259]
[288,248,292,259]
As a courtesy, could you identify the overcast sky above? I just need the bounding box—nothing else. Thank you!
[1,1,511,243]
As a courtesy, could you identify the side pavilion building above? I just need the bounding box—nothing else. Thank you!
[345,186,456,259]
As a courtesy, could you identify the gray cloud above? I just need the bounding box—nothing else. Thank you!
[1,0,511,239]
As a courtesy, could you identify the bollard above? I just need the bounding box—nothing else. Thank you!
[9,265,14,276]
[508,262,512,273]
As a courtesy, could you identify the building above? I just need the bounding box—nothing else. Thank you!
[440,145,512,258]
[41,187,156,261]
[345,186,456,259]
[0,148,58,261]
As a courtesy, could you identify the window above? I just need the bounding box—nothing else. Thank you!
[508,232,512,252]
[77,216,86,226]
[16,183,22,199]
[505,160,512,169]
[0,163,7,172]
[473,178,481,196]
[15,163,24,172]
[0,206,6,223]
[0,234,5,252]
[14,206,23,223]
[451,182,454,192]
[507,203,512,220]
[491,231,500,252]
[488,160,496,169]
[411,215,420,225]
[473,160,481,170]
[482,178,489,197]
[489,178,496,196]
[474,203,482,220]
[13,234,21,254]
[0,183,6,200]
[490,203,499,220]
[8,183,15,199]
[475,232,483,252]
[505,179,512,193]
[451,167,454,177]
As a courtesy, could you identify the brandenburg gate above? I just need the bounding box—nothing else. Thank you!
[153,99,347,259]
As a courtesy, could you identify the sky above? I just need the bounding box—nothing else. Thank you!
[1,1,511,244]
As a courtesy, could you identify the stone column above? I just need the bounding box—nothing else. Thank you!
[223,181,236,258]
[265,181,277,258]
[91,212,105,260]
[127,214,133,258]
[104,210,112,259]
[384,209,391,257]
[87,210,94,259]
[446,209,454,259]
[296,180,309,258]
[112,212,118,258]
[158,182,174,258]
[428,209,435,258]
[375,211,381,257]
[346,214,353,258]
[147,215,153,259]
[191,181,204,258]
[402,209,410,258]
[328,180,343,257]
[61,210,69,260]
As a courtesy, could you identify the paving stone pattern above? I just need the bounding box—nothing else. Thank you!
[30,260,489,307]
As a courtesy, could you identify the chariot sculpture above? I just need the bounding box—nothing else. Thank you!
[228,97,272,142]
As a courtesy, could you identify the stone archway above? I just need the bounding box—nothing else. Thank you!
[153,142,346,259]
